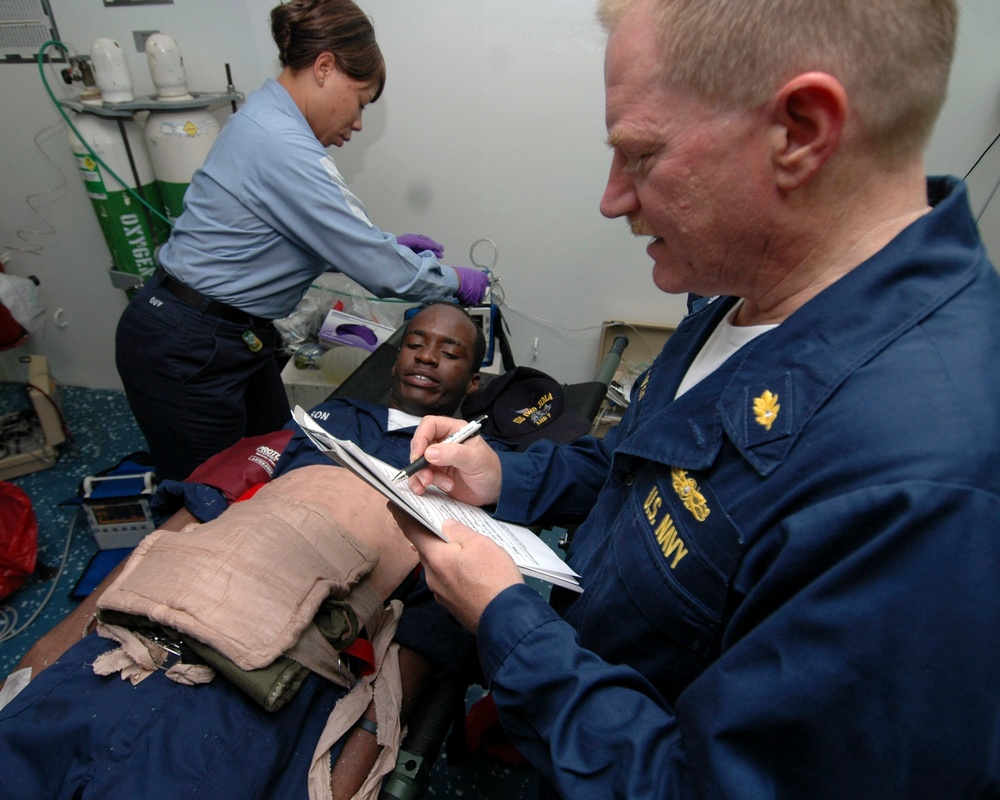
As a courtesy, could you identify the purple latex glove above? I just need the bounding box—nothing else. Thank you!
[397,233,444,259]
[454,267,490,305]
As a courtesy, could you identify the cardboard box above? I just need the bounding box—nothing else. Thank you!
[592,320,676,438]
[280,357,339,411]
[597,320,675,375]
[0,355,66,480]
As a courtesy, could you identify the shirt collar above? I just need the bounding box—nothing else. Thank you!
[618,176,987,476]
[261,77,311,133]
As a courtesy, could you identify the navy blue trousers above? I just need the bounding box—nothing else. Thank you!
[0,634,347,799]
[115,273,290,481]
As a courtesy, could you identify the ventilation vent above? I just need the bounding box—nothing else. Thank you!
[0,0,58,63]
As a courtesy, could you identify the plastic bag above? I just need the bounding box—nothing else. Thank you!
[0,272,45,335]
[0,481,39,601]
[273,287,329,355]
[273,274,413,355]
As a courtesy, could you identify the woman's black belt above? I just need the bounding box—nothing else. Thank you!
[155,270,273,328]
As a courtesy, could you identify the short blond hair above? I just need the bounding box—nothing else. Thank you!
[597,0,957,166]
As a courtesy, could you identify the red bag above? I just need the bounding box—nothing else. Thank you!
[0,481,38,600]
[184,430,294,503]
[0,303,27,350]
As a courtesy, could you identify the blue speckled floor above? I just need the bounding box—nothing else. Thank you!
[0,383,150,674]
[0,382,540,798]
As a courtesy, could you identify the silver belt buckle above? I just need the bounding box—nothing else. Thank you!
[147,633,184,670]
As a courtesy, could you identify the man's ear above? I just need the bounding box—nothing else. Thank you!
[466,372,481,396]
[769,72,847,192]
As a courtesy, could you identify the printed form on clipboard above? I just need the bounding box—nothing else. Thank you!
[292,406,582,592]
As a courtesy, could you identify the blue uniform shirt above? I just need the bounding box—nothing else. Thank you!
[481,177,1000,798]
[159,79,458,318]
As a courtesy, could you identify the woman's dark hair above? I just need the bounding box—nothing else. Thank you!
[271,0,386,101]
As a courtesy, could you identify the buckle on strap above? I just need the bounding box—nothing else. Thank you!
[145,632,187,670]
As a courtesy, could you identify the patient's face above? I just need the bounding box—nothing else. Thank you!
[390,305,481,417]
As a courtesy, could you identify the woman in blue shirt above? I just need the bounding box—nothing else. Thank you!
[116,0,487,481]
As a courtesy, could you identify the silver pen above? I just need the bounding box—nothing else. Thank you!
[392,415,487,482]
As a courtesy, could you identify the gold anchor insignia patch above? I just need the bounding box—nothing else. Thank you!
[753,390,780,431]
[671,467,710,522]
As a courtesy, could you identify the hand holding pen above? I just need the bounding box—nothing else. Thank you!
[393,415,488,482]
[398,414,504,507]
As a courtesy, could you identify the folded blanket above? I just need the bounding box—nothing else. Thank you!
[96,464,419,670]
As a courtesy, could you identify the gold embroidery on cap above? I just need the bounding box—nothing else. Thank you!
[753,390,780,431]
[512,392,555,427]
[671,467,710,522]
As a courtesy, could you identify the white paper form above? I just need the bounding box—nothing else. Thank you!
[293,406,582,592]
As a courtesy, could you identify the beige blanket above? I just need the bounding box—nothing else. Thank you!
[96,464,419,670]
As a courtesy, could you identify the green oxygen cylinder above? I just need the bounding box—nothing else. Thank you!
[71,38,170,284]
[69,113,170,283]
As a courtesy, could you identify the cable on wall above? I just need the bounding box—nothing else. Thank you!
[963,128,1000,223]
[0,122,69,262]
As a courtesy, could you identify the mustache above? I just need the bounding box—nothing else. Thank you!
[628,217,657,237]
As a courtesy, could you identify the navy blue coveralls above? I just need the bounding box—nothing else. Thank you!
[0,397,474,799]
[479,177,1000,799]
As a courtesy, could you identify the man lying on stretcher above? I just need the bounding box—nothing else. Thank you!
[1,302,493,800]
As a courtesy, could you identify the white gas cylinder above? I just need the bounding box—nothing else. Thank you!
[90,38,133,103]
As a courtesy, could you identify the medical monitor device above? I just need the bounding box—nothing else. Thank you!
[82,471,158,549]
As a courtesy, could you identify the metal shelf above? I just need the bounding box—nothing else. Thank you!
[59,91,243,117]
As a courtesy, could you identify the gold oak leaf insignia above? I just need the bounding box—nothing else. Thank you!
[753,390,780,431]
